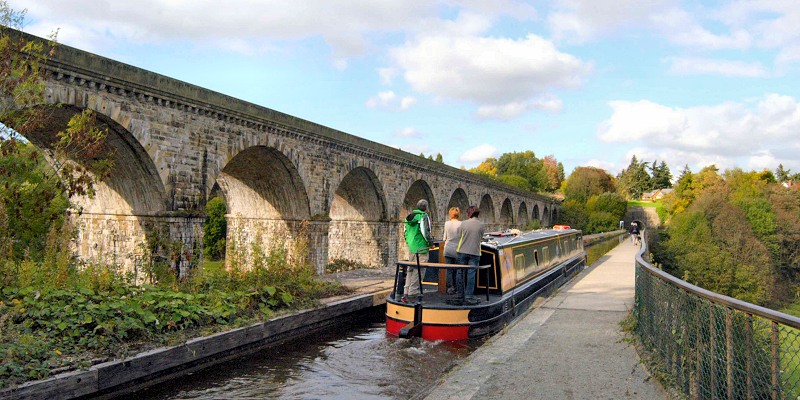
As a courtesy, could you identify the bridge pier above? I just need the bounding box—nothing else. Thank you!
[75,213,202,280]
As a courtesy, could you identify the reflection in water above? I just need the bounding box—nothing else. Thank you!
[126,309,482,400]
[125,236,623,400]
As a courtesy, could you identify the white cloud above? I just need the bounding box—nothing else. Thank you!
[598,94,800,172]
[365,91,416,110]
[548,0,673,44]
[391,32,589,119]
[668,57,768,77]
[378,68,398,85]
[474,96,563,120]
[394,127,421,138]
[14,0,436,59]
[653,8,753,51]
[459,144,498,164]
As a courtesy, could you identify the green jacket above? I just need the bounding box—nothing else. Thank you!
[404,209,431,254]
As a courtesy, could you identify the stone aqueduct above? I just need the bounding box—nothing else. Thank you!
[10,31,560,274]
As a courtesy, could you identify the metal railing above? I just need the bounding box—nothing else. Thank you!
[634,229,800,399]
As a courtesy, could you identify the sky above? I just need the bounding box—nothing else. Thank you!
[9,0,800,179]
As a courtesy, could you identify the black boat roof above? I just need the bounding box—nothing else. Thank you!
[481,226,580,249]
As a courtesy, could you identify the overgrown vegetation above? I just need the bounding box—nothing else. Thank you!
[558,167,627,234]
[469,151,565,193]
[0,6,350,389]
[650,166,800,309]
[326,258,377,274]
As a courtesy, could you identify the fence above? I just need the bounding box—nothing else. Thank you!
[634,229,800,399]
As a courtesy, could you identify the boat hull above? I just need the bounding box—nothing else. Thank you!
[386,254,585,340]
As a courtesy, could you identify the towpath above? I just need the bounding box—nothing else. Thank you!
[422,238,667,399]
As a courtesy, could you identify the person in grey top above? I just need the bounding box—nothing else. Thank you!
[442,207,462,294]
[456,205,485,300]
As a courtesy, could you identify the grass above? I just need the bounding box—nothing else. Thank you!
[627,200,667,223]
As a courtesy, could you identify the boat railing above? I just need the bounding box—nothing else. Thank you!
[392,259,492,304]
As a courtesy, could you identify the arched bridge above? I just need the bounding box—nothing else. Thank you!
[6,30,560,273]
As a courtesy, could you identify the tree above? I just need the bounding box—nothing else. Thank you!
[0,3,112,262]
[562,166,616,203]
[435,153,443,163]
[617,155,652,199]
[651,160,673,189]
[542,155,563,192]
[470,157,497,177]
[775,164,792,183]
[203,197,227,260]
[495,151,547,191]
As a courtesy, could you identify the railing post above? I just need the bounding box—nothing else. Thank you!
[710,304,717,399]
[746,313,753,400]
[726,308,733,400]
[693,301,700,399]
[772,322,780,400]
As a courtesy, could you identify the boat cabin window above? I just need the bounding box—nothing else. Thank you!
[533,250,539,268]
[514,254,524,272]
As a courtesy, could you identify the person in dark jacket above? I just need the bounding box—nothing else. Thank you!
[630,222,640,245]
[402,199,432,301]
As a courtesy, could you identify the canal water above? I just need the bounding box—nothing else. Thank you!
[126,234,624,400]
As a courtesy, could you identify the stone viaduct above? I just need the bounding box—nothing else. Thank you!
[7,30,560,274]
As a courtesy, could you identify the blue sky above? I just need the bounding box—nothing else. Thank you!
[11,0,800,178]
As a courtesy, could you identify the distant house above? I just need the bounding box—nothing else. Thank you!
[783,180,797,189]
[641,188,673,201]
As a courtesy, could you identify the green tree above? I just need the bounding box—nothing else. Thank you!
[435,153,443,163]
[651,160,673,188]
[497,174,532,191]
[495,151,547,191]
[586,192,627,220]
[203,197,227,260]
[562,166,616,203]
[775,164,792,183]
[617,155,652,199]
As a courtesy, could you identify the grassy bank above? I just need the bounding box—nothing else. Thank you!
[0,251,351,389]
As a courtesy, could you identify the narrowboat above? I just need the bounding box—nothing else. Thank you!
[386,225,586,341]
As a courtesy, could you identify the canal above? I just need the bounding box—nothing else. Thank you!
[123,233,625,400]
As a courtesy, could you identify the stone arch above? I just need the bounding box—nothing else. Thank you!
[499,198,514,227]
[217,145,311,266]
[552,208,559,225]
[543,205,550,227]
[327,166,389,269]
[532,204,540,222]
[517,201,530,228]
[401,180,437,222]
[398,179,436,260]
[478,193,496,226]
[6,104,170,270]
[446,188,469,222]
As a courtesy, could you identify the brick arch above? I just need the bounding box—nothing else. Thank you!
[479,193,496,224]
[446,188,470,222]
[518,201,530,228]
[499,198,514,227]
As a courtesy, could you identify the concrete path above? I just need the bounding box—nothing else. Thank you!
[423,238,667,400]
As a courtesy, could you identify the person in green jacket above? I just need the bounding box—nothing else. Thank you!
[402,199,432,302]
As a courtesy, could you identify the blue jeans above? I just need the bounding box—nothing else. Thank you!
[444,256,458,290]
[456,253,480,297]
